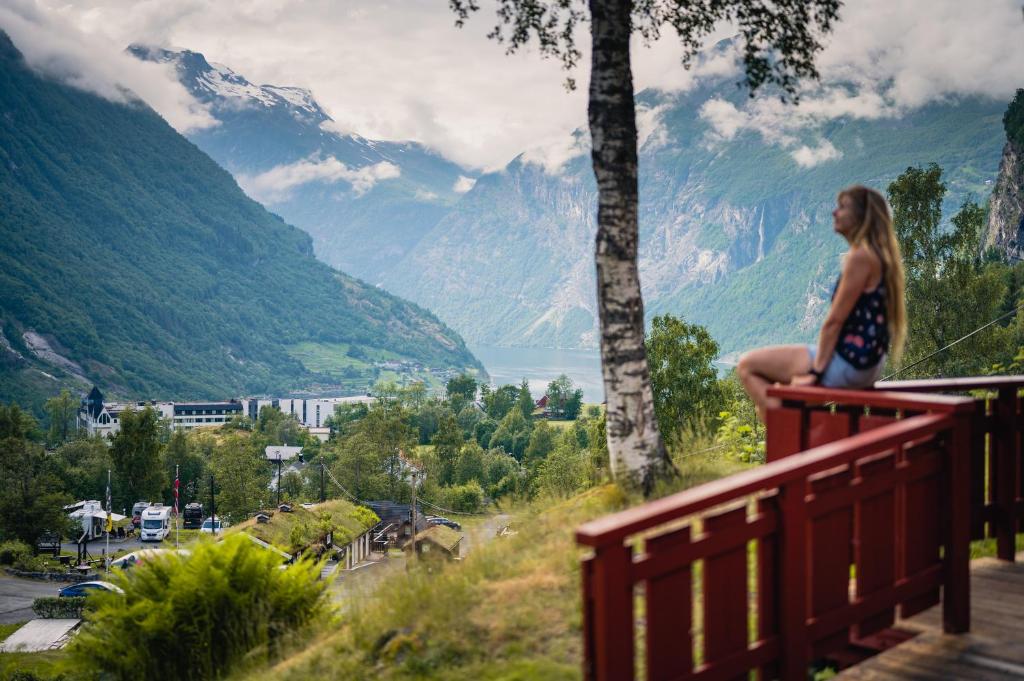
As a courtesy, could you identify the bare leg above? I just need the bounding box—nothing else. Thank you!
[737,345,813,422]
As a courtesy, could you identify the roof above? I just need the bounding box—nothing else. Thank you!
[411,524,462,553]
[265,445,302,460]
[173,402,242,414]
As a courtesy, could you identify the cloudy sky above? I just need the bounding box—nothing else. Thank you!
[1,0,1022,170]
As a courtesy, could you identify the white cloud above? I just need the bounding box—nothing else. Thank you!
[791,140,843,168]
[14,0,1024,169]
[238,156,400,203]
[521,129,589,175]
[699,98,747,141]
[636,102,670,150]
[414,188,438,201]
[452,175,476,194]
[0,0,216,133]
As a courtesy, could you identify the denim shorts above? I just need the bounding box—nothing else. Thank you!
[807,345,884,389]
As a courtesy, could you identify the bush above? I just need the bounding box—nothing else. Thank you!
[0,541,32,566]
[32,597,85,619]
[65,534,326,681]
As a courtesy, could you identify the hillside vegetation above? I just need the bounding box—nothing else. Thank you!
[0,32,480,413]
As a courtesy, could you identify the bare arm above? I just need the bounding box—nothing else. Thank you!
[811,248,876,374]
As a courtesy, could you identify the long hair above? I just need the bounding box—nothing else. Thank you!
[839,185,907,364]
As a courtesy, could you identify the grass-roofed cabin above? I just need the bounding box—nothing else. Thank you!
[406,524,463,561]
[225,499,379,559]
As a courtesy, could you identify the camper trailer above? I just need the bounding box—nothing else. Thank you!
[139,504,171,542]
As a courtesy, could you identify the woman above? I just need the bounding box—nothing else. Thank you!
[737,185,906,421]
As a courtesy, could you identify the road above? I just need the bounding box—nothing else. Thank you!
[0,575,64,624]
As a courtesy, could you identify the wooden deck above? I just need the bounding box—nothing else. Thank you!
[838,552,1024,680]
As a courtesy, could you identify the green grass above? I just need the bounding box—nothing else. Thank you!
[225,499,377,554]
[244,450,747,681]
[287,342,375,375]
[0,650,65,680]
[0,623,24,643]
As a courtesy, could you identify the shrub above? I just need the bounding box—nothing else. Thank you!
[0,541,32,566]
[32,597,85,619]
[65,534,326,681]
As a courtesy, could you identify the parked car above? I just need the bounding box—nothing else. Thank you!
[199,517,227,533]
[58,581,125,598]
[426,516,461,531]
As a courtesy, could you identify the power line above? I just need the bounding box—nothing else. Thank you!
[319,457,490,517]
[883,300,1024,381]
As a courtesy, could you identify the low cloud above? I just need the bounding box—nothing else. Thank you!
[0,0,216,133]
[452,175,476,194]
[239,156,400,203]
[791,140,843,168]
[17,0,1024,169]
[521,129,590,175]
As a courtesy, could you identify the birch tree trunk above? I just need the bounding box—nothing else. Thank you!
[588,0,673,492]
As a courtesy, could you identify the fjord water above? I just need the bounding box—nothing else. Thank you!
[471,345,604,404]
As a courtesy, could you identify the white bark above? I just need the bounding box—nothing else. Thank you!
[588,0,673,493]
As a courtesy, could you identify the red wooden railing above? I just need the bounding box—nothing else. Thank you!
[577,388,980,681]
[770,378,1024,562]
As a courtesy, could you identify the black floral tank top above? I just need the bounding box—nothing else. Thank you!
[830,275,889,369]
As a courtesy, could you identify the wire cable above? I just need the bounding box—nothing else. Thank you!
[882,300,1024,381]
[319,458,491,517]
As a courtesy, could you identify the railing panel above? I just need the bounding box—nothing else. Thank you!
[578,407,975,681]
[756,496,779,681]
[645,526,693,681]
[853,453,897,638]
[702,506,749,681]
[808,411,854,451]
[900,440,942,618]
[808,466,854,657]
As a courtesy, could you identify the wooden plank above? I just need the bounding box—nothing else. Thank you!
[581,555,595,681]
[766,406,804,462]
[589,541,634,680]
[854,453,896,638]
[809,465,853,657]
[808,410,854,450]
[757,496,779,681]
[702,507,749,681]
[900,440,941,619]
[645,526,692,681]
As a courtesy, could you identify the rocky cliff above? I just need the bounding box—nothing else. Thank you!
[985,139,1024,258]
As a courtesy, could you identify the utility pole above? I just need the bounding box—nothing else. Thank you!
[276,456,283,506]
[320,460,326,503]
[410,469,418,563]
[210,475,216,536]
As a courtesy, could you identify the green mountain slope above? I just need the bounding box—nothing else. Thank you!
[382,84,1007,353]
[0,33,480,412]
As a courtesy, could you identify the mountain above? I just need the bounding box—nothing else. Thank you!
[0,32,480,413]
[984,91,1024,258]
[128,45,475,284]
[383,84,1008,354]
[134,46,1009,356]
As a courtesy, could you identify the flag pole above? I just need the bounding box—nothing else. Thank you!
[105,469,111,574]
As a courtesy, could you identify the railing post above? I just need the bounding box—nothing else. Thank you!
[587,541,634,681]
[943,413,972,634]
[995,388,1018,562]
[766,404,805,462]
[778,478,809,681]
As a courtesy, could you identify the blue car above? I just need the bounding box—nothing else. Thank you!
[58,581,124,598]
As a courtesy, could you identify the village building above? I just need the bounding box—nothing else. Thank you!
[406,524,462,561]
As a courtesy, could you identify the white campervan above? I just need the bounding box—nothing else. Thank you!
[139,504,171,542]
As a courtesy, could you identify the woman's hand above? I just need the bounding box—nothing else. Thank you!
[790,373,819,387]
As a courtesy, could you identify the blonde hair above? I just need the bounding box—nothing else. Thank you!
[838,185,907,364]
